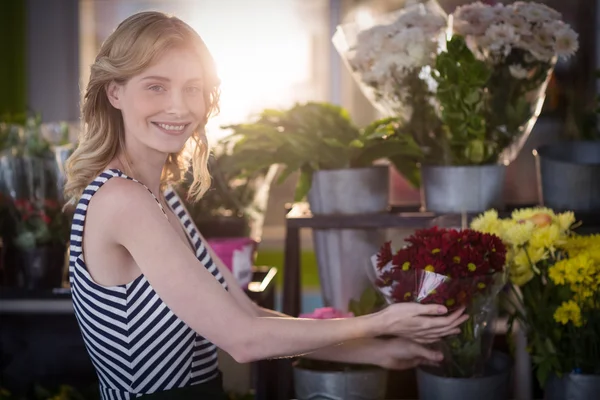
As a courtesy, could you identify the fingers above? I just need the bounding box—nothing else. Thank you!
[420,327,461,340]
[410,343,444,362]
[389,358,421,370]
[386,357,441,370]
[413,337,440,344]
[408,303,448,317]
[420,307,468,330]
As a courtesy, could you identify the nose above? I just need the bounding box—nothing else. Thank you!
[166,90,188,118]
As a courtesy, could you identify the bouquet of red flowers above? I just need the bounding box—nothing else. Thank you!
[371,227,507,377]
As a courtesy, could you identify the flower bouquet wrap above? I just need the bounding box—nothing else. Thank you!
[334,1,579,175]
[370,227,507,377]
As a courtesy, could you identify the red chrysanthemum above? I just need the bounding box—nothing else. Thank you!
[376,241,394,270]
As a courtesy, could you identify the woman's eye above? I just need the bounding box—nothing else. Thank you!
[149,85,165,92]
[185,86,202,95]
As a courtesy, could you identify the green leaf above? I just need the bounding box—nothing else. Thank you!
[464,91,480,105]
[348,139,364,148]
[294,169,313,202]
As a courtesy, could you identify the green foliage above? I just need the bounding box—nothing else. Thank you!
[370,35,556,186]
[221,102,422,201]
[348,286,386,317]
[177,150,262,222]
[433,36,492,164]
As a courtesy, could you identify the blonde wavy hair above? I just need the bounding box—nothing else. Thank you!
[64,11,220,206]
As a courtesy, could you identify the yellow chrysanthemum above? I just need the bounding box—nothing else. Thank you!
[548,261,566,285]
[511,207,557,222]
[561,235,600,258]
[553,300,582,327]
[503,220,535,247]
[529,224,563,251]
[512,249,533,276]
[549,253,600,300]
[471,209,503,236]
[510,268,534,287]
[557,211,576,232]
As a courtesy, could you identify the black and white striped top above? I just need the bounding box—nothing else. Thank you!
[69,169,227,400]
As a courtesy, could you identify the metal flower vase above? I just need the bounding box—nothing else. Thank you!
[307,166,389,312]
[293,362,388,400]
[416,351,512,400]
[420,165,506,213]
[544,373,600,400]
[535,141,600,212]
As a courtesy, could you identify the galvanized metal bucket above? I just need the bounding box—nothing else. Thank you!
[416,351,512,400]
[307,166,389,311]
[420,165,506,213]
[544,373,600,400]
[535,141,600,212]
[293,363,388,400]
[307,166,389,215]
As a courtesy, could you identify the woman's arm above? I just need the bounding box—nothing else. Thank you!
[93,179,465,363]
[199,233,456,367]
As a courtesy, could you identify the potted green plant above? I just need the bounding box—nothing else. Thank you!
[334,1,578,213]
[220,101,422,311]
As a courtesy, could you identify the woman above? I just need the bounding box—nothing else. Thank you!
[64,11,467,399]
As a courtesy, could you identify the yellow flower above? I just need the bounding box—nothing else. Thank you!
[554,300,582,327]
[424,265,435,272]
[512,207,557,222]
[471,209,503,236]
[503,220,535,247]
[528,246,549,264]
[548,261,566,285]
[529,224,563,251]
[512,249,533,276]
[510,268,534,287]
[402,262,410,271]
[549,253,599,300]
[557,211,576,232]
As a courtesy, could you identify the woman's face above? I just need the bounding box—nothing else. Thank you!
[107,47,206,155]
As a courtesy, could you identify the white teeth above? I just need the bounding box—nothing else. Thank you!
[157,123,185,131]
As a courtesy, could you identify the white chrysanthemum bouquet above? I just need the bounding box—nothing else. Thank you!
[333,0,579,184]
[454,1,578,65]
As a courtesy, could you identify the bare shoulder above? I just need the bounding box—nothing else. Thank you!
[86,177,167,241]
[89,177,159,219]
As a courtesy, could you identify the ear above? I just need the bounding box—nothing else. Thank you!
[106,81,124,110]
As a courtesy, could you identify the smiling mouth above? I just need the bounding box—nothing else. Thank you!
[152,122,190,135]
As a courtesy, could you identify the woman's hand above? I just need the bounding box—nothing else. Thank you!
[374,337,443,370]
[377,303,468,342]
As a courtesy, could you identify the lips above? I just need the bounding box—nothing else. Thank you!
[152,122,190,136]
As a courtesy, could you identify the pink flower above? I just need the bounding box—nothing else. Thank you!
[299,307,354,319]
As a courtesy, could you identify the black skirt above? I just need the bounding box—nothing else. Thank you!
[136,373,228,400]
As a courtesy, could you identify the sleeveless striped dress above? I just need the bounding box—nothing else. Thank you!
[69,169,228,400]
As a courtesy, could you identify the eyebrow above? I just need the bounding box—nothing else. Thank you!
[140,76,203,84]
[141,75,170,82]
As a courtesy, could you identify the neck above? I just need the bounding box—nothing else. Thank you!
[112,141,168,197]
